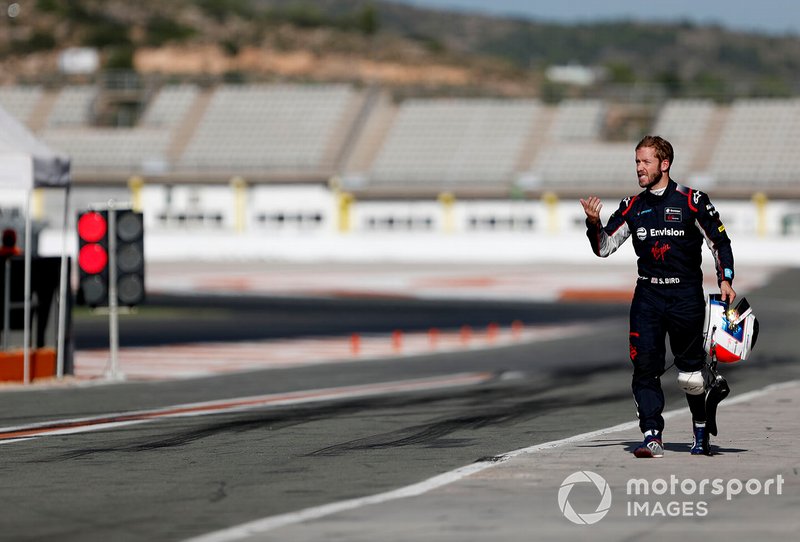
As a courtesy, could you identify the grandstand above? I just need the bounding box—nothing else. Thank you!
[652,99,715,146]
[45,85,97,128]
[650,99,716,180]
[547,99,606,142]
[177,84,363,177]
[706,99,800,191]
[366,98,541,191]
[532,142,633,190]
[0,85,43,125]
[2,82,800,198]
[42,129,171,173]
[139,85,199,129]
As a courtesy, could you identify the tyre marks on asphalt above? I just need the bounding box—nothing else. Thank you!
[0,372,495,443]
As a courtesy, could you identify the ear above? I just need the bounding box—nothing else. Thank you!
[661,159,670,172]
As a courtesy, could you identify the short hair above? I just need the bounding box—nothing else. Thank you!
[636,135,674,169]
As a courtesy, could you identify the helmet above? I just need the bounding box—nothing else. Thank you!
[703,294,759,363]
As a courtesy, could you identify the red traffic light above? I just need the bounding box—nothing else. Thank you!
[77,211,107,242]
[75,208,144,307]
[78,243,108,274]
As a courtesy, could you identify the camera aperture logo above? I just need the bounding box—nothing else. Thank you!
[558,471,612,525]
[557,472,784,524]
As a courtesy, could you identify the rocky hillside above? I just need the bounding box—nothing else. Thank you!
[1,0,798,99]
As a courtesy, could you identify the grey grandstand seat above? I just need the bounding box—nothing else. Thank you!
[535,142,633,189]
[42,128,171,172]
[140,85,199,128]
[177,84,358,171]
[548,99,606,141]
[653,99,714,144]
[368,99,540,187]
[0,86,43,125]
[46,85,97,127]
[707,99,800,187]
[652,99,715,180]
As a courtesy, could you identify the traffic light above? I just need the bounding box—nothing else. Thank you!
[77,210,109,307]
[76,209,145,307]
[115,210,145,307]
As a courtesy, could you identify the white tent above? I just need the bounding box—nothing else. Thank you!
[0,103,71,383]
[0,105,70,188]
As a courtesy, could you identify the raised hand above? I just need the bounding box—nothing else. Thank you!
[580,196,603,225]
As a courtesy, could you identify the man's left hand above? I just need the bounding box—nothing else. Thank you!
[720,281,736,305]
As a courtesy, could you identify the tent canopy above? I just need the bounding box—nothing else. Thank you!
[0,102,72,383]
[0,104,71,189]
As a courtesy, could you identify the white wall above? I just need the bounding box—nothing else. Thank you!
[27,184,800,264]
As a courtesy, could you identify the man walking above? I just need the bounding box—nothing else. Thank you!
[580,135,735,458]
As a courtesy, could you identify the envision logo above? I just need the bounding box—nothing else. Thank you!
[558,471,612,525]
[650,227,685,237]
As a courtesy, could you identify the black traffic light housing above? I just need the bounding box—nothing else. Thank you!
[77,210,109,307]
[115,210,145,306]
[76,209,145,308]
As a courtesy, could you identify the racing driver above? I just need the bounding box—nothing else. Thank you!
[580,135,735,458]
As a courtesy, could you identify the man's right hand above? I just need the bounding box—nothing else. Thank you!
[580,196,603,225]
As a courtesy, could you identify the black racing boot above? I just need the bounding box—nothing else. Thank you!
[690,422,711,456]
[705,374,730,436]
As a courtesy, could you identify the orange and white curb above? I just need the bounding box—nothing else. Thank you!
[73,322,596,382]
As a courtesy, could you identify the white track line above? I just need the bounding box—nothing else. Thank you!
[183,380,800,542]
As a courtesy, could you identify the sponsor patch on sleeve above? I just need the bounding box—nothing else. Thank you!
[724,268,733,279]
[718,225,726,232]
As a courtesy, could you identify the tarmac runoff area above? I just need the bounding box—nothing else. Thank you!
[188,380,800,542]
[4,261,776,386]
[1,262,795,541]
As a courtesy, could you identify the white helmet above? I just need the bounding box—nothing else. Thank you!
[703,294,759,363]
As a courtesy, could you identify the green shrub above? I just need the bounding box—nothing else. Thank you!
[146,15,196,47]
[82,21,131,48]
[104,45,135,70]
[12,31,57,53]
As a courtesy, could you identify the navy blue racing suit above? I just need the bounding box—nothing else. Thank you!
[586,179,734,433]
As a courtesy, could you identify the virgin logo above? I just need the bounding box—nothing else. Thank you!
[652,241,671,261]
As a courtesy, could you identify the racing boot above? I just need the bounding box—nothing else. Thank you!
[634,429,664,458]
[705,373,730,436]
[690,421,711,456]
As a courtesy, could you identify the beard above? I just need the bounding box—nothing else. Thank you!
[638,169,663,189]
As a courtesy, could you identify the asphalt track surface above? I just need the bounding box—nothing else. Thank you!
[72,293,629,349]
[1,268,798,541]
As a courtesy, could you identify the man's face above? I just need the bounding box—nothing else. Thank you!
[635,146,667,189]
